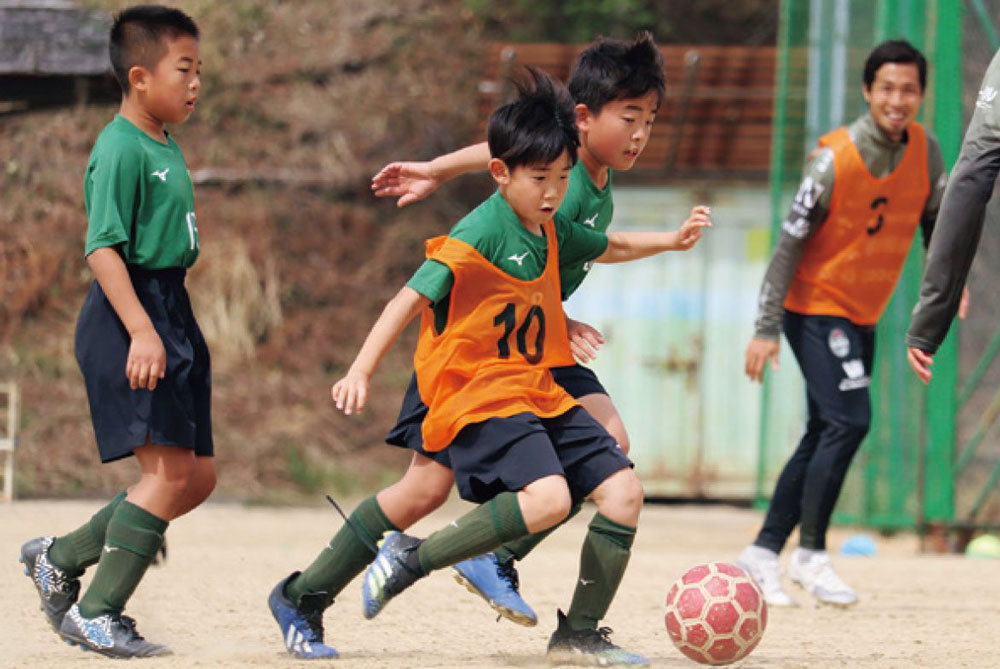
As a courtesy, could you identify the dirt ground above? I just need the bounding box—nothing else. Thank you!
[3,499,999,668]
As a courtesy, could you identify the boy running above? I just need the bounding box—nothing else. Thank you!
[19,5,214,658]
[268,34,673,659]
[341,68,706,666]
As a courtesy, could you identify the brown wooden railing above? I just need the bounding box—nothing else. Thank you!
[479,43,808,181]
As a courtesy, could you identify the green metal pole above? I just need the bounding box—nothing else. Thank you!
[923,0,962,525]
[756,0,794,508]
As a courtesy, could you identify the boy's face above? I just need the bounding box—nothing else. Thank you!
[133,34,201,125]
[863,62,923,142]
[492,151,573,229]
[577,91,659,171]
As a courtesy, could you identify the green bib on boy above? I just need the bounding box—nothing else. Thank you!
[556,160,614,299]
[84,115,200,268]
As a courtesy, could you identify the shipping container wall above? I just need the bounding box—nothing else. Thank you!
[565,185,806,499]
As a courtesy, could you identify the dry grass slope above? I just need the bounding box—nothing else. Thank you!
[0,0,493,499]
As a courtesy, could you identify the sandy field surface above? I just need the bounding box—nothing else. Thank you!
[3,499,1000,668]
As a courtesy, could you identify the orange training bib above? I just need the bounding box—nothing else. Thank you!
[414,219,577,451]
[784,123,930,325]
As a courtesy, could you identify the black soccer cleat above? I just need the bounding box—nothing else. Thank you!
[361,531,425,619]
[20,536,81,633]
[546,609,649,666]
[59,604,172,658]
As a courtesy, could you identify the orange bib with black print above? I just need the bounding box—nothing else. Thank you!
[784,123,929,325]
[414,219,577,451]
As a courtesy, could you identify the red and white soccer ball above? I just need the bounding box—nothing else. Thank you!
[664,562,767,665]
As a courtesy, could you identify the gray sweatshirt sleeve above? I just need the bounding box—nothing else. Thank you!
[753,149,834,338]
[907,49,1000,352]
[918,135,947,248]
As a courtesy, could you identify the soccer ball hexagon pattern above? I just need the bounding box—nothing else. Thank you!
[664,562,767,665]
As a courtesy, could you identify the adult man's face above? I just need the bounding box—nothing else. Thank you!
[863,62,924,142]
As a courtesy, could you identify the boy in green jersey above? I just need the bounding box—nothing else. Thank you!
[19,5,213,658]
[348,68,706,666]
[368,31,663,611]
[267,33,701,659]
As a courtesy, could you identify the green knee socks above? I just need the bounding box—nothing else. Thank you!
[48,490,128,576]
[285,495,399,605]
[77,501,168,619]
[566,513,636,631]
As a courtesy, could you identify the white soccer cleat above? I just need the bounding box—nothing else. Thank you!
[788,548,858,607]
[735,545,799,607]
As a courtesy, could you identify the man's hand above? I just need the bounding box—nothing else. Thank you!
[673,205,712,250]
[371,161,441,208]
[959,285,971,320]
[567,317,604,364]
[745,336,780,383]
[331,369,371,415]
[907,346,934,384]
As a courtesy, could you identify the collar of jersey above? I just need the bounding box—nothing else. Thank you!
[856,112,909,151]
[572,159,613,199]
[113,114,174,148]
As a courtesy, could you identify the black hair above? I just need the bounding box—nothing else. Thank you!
[110,4,199,94]
[568,31,666,114]
[487,67,579,170]
[863,40,927,92]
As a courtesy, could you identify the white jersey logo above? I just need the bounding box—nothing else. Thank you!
[185,212,199,251]
[583,213,599,228]
[507,251,529,266]
[977,86,998,110]
[151,167,170,182]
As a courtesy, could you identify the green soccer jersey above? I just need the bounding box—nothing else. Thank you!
[84,115,200,268]
[556,159,614,299]
[408,189,609,331]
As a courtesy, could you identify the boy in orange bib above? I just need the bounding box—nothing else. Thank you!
[327,69,708,666]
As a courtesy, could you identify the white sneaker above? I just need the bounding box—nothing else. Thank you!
[735,545,798,607]
[788,548,858,606]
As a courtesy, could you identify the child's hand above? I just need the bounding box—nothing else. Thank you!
[567,317,604,364]
[331,370,371,415]
[673,205,712,250]
[126,326,166,390]
[371,161,442,208]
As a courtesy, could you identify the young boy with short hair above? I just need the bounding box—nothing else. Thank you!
[19,4,214,658]
[268,34,674,658]
[336,69,707,666]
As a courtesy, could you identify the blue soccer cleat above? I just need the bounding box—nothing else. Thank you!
[59,604,171,658]
[453,553,538,626]
[267,573,338,659]
[547,609,649,667]
[20,536,81,633]
[361,531,425,619]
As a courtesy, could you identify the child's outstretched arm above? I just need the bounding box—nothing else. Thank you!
[371,142,490,208]
[87,247,165,391]
[331,287,429,415]
[596,206,711,264]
